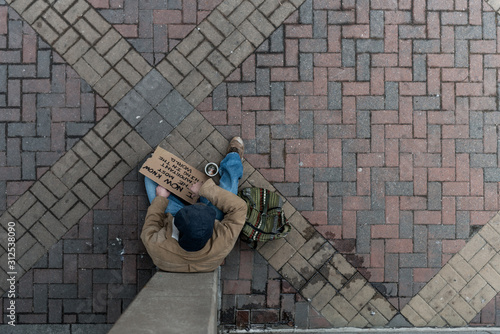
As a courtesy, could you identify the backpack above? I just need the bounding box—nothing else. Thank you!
[238,187,291,246]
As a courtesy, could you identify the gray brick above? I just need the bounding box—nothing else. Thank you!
[51,191,78,219]
[357,53,370,81]
[455,40,469,68]
[40,212,68,240]
[51,150,78,178]
[328,11,355,24]
[60,202,88,228]
[104,161,131,188]
[270,124,299,139]
[256,68,270,96]
[135,69,172,108]
[357,210,385,226]
[83,130,111,158]
[19,200,46,229]
[315,168,342,182]
[385,82,399,110]
[356,39,384,53]
[455,26,482,40]
[22,151,35,180]
[456,211,470,239]
[135,110,173,146]
[428,225,455,239]
[342,152,357,182]
[21,137,50,151]
[455,139,483,153]
[66,122,93,137]
[427,182,442,210]
[94,151,121,178]
[469,111,483,139]
[386,182,413,196]
[7,122,35,136]
[270,25,284,52]
[357,96,385,110]
[104,120,131,147]
[313,9,327,38]
[299,0,312,24]
[370,10,384,38]
[93,269,122,283]
[299,38,327,53]
[61,159,90,188]
[212,84,227,110]
[413,54,427,82]
[483,12,496,40]
[414,96,441,110]
[471,154,497,167]
[399,211,413,239]
[484,168,500,182]
[93,110,121,137]
[299,168,313,196]
[40,171,69,199]
[400,253,427,268]
[328,82,342,110]
[299,53,313,81]
[413,40,441,53]
[271,82,284,110]
[36,108,51,136]
[49,284,77,298]
[227,82,255,96]
[73,182,99,208]
[357,110,370,139]
[31,181,58,208]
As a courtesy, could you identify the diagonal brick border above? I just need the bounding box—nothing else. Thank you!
[2,0,500,328]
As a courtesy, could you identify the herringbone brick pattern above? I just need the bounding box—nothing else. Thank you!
[199,0,500,321]
[0,7,109,210]
[91,0,223,65]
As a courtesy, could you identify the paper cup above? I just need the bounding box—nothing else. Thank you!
[205,162,218,177]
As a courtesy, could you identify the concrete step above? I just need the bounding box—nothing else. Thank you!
[109,270,219,334]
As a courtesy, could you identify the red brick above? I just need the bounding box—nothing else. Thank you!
[470,40,496,54]
[399,153,413,181]
[386,10,412,24]
[442,240,466,254]
[286,139,313,153]
[314,53,341,67]
[357,167,370,196]
[428,168,455,182]
[271,67,298,81]
[202,110,227,125]
[385,139,399,166]
[370,68,385,95]
[223,280,251,294]
[168,24,196,39]
[385,67,412,81]
[470,211,497,226]
[114,24,138,37]
[371,225,399,239]
[0,7,8,35]
[285,39,299,66]
[385,125,412,138]
[342,211,356,239]
[316,225,342,240]
[442,196,456,225]
[370,239,385,267]
[413,268,439,283]
[242,55,256,81]
[314,183,328,211]
[357,153,384,167]
[266,279,280,308]
[342,196,370,211]
[456,197,484,211]
[400,196,427,210]
[239,250,253,280]
[285,25,312,38]
[241,112,255,139]
[285,154,299,182]
[386,239,413,253]
[314,110,342,124]
[153,10,182,24]
[400,82,426,96]
[427,54,454,67]
[456,83,483,96]
[328,67,355,81]
[442,68,468,82]
[314,67,328,95]
[384,25,398,53]
[400,139,426,153]
[470,168,484,196]
[385,196,399,224]
[414,211,441,225]
[256,110,283,124]
[484,183,498,211]
[328,26,341,52]
[342,25,369,38]
[285,82,314,96]
[227,97,241,125]
[300,96,328,109]
[300,153,327,167]
[242,97,269,110]
[456,154,470,181]
[260,168,284,182]
[88,0,109,7]
[427,68,440,95]
[399,40,412,67]
[442,182,469,196]
[22,34,37,63]
[342,82,369,96]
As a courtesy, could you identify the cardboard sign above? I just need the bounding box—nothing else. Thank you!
[140,147,209,204]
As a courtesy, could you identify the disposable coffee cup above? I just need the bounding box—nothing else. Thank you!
[205,162,218,177]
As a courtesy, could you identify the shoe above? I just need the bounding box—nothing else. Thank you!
[227,136,244,161]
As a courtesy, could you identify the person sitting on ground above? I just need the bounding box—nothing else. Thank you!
[141,137,247,272]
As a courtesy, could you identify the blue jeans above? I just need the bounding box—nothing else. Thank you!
[144,152,243,221]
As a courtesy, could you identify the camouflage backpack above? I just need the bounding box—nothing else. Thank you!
[238,187,291,246]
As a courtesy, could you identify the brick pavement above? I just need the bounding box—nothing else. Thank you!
[2,0,500,330]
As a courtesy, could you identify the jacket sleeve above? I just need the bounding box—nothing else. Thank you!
[199,179,247,240]
[141,196,169,245]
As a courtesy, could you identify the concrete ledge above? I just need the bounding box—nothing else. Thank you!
[108,270,219,334]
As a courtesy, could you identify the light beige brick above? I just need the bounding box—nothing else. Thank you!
[43,8,68,33]
[489,212,500,234]
[177,69,204,97]
[83,48,110,76]
[298,232,325,259]
[479,263,500,291]
[207,9,236,37]
[309,241,335,269]
[103,79,132,108]
[289,252,315,280]
[207,49,235,77]
[311,283,336,311]
[228,40,254,66]
[330,295,357,322]
[258,0,280,17]
[350,284,377,311]
[321,303,348,327]
[63,39,90,65]
[438,264,467,292]
[248,9,275,36]
[18,242,45,271]
[449,294,478,322]
[115,59,142,86]
[53,28,79,54]
[198,20,225,46]
[440,305,467,326]
[32,18,58,44]
[448,253,477,282]
[340,272,366,302]
[268,241,296,270]
[64,0,89,24]
[125,49,152,76]
[469,284,496,313]
[418,274,447,303]
[73,58,101,86]
[53,0,73,13]
[258,236,286,260]
[284,226,306,250]
[408,294,438,323]
[427,314,447,327]
[166,49,194,76]
[10,0,34,14]
[360,302,389,327]
[347,313,369,327]
[95,29,121,55]
[93,69,121,96]
[30,222,57,249]
[319,262,347,290]
[370,293,397,321]
[478,223,500,251]
[269,1,296,27]
[40,211,68,240]
[186,79,214,107]
[279,263,306,290]
[156,59,183,86]
[239,20,265,47]
[74,18,101,44]
[177,28,205,57]
[330,252,357,279]
[23,1,49,25]
[300,273,326,300]
[460,274,487,302]
[84,9,111,35]
[105,38,131,65]
[401,304,427,327]
[469,243,496,271]
[228,1,255,26]
[459,233,486,261]
[486,0,500,12]
[197,60,225,87]
[219,30,245,57]
[218,0,242,16]
[187,40,214,67]
[428,284,457,313]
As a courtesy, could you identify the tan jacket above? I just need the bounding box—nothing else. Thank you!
[141,179,247,272]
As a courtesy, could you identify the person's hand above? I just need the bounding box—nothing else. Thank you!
[156,185,170,198]
[189,181,203,196]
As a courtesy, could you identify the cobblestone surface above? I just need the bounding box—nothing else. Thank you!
[2,0,500,330]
